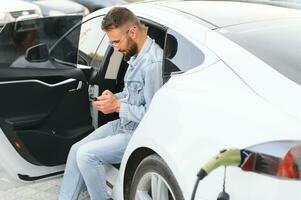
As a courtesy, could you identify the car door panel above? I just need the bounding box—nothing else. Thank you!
[0,69,93,166]
[0,67,87,82]
[0,16,94,170]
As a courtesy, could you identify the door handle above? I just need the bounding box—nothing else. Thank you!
[0,78,82,92]
[0,78,76,87]
[68,81,82,92]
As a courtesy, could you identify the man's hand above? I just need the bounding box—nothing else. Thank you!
[92,90,121,114]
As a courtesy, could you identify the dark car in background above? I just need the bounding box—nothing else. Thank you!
[25,0,90,16]
[71,0,127,12]
[0,0,42,29]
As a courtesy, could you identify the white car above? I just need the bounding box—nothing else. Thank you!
[0,0,42,29]
[0,0,301,200]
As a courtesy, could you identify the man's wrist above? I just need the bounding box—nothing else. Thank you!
[115,100,121,112]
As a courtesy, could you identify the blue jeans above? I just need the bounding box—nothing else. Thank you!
[59,119,132,200]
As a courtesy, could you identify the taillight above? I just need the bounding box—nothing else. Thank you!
[277,145,301,178]
[241,141,301,180]
[191,142,301,200]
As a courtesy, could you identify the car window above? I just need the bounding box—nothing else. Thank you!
[90,35,111,71]
[78,16,105,66]
[0,16,82,68]
[50,23,82,66]
[163,29,205,82]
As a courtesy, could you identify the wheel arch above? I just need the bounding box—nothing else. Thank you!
[123,147,156,200]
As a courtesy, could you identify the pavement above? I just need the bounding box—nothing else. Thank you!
[0,166,90,200]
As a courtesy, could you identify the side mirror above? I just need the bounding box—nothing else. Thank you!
[25,43,49,62]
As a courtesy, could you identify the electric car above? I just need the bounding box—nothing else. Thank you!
[0,1,301,200]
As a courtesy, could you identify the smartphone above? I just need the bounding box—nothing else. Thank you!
[89,96,98,101]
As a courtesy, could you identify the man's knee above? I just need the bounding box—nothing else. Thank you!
[69,141,82,156]
[76,145,99,169]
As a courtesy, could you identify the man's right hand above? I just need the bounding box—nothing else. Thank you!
[92,90,121,114]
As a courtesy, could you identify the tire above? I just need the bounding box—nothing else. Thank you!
[129,154,185,200]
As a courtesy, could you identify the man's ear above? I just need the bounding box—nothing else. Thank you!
[128,26,137,39]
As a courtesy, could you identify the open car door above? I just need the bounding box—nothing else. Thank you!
[0,16,94,181]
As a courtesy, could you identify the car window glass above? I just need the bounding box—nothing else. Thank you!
[163,29,204,82]
[0,16,82,68]
[90,35,110,71]
[78,16,105,66]
[50,23,81,66]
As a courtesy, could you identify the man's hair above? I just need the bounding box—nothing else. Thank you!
[101,7,141,31]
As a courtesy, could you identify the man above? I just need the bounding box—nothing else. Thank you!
[59,7,163,200]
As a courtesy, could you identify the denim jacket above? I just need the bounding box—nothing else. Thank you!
[115,36,163,132]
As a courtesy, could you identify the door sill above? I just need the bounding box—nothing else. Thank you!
[18,171,64,181]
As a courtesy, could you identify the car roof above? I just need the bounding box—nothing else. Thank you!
[145,0,301,28]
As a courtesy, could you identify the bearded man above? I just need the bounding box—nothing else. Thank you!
[59,7,163,200]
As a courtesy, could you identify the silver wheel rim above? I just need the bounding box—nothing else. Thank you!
[134,172,176,200]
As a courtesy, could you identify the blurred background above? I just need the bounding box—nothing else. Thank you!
[0,0,142,30]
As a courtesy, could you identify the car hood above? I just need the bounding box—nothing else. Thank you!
[34,0,85,13]
[0,0,40,12]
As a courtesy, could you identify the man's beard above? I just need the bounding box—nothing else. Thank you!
[122,39,138,61]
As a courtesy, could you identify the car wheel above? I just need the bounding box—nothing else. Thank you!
[129,154,184,200]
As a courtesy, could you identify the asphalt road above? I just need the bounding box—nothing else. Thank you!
[0,166,89,200]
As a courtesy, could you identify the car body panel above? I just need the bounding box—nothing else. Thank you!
[157,1,301,28]
[205,26,301,122]
[113,1,301,199]
[117,59,301,199]
[0,128,65,181]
